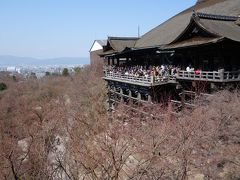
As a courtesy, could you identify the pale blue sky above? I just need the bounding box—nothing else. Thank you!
[0,0,196,58]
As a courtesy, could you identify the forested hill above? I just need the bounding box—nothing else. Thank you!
[0,64,239,179]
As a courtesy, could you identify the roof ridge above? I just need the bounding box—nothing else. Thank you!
[194,12,238,21]
[108,36,139,40]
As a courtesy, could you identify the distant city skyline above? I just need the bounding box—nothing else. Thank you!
[0,0,196,58]
[0,55,89,66]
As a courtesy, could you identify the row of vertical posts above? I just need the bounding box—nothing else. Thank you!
[107,85,152,110]
[107,57,121,66]
[107,57,132,67]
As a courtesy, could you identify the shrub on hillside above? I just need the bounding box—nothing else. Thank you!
[62,68,69,76]
[0,82,7,91]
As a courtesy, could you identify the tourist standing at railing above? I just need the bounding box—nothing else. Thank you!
[195,68,201,75]
[153,66,156,78]
[105,65,179,79]
[171,67,177,76]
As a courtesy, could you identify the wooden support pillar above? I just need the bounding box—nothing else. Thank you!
[128,90,132,104]
[128,90,132,97]
[117,58,120,66]
[112,57,115,65]
[113,86,117,101]
[148,94,152,103]
[113,87,117,110]
[137,92,142,106]
[137,92,141,101]
[181,91,186,108]
[120,88,124,102]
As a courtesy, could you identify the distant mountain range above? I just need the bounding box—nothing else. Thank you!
[0,55,90,66]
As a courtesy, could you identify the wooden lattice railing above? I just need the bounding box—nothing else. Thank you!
[177,70,240,82]
[104,70,240,85]
[104,71,176,85]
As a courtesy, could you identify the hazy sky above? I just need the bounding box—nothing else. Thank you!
[0,0,196,58]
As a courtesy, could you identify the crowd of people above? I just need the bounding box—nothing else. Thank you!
[104,65,180,78]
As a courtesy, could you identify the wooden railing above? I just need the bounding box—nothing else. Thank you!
[223,71,240,81]
[104,71,176,85]
[104,70,240,85]
[177,70,240,82]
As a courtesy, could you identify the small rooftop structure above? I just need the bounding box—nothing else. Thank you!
[101,36,139,56]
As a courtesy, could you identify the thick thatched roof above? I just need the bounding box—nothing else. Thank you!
[107,37,139,52]
[100,36,139,56]
[162,11,240,49]
[197,17,240,42]
[135,0,240,48]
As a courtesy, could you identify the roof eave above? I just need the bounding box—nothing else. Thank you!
[164,37,225,50]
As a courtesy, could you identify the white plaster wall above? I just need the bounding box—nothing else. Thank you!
[90,41,103,52]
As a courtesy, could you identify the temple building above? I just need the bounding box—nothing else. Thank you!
[89,40,107,66]
[90,0,240,106]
